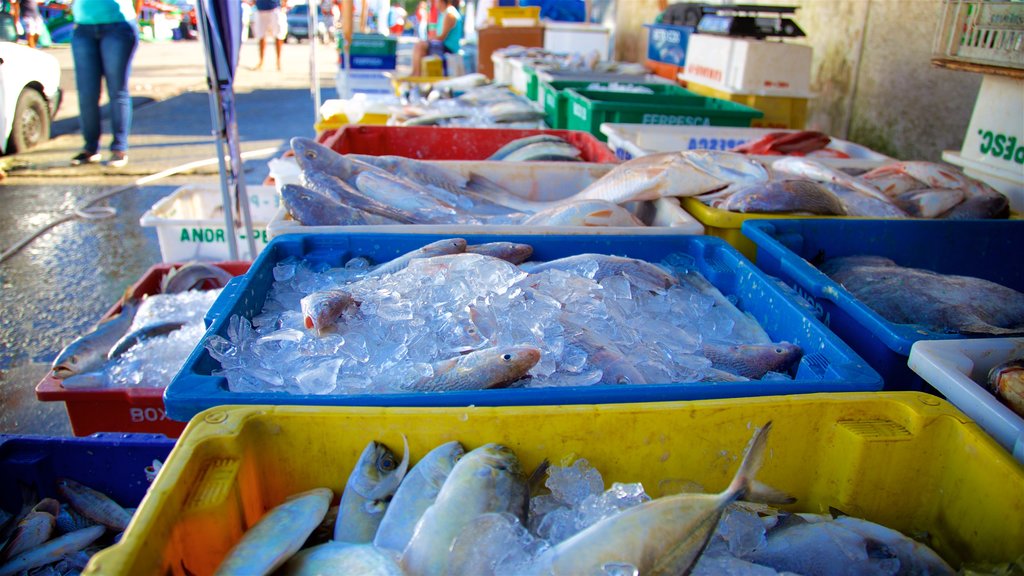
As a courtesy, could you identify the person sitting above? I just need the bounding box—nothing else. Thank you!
[411,0,462,76]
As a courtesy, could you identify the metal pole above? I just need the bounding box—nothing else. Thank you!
[342,0,353,98]
[309,0,322,127]
[222,89,258,258]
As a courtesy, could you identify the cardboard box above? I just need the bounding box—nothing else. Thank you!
[477,25,545,79]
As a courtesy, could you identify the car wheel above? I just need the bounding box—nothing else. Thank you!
[9,88,50,153]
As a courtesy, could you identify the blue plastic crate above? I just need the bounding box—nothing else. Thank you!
[742,219,1024,392]
[165,234,881,421]
[644,23,695,67]
[0,433,176,517]
[339,54,397,70]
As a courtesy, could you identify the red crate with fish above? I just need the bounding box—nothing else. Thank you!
[34,261,250,438]
[316,125,620,163]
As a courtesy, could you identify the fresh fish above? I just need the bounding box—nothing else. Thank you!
[533,423,777,576]
[486,100,546,123]
[562,316,646,385]
[214,487,333,576]
[0,510,56,561]
[488,135,568,161]
[281,542,403,576]
[401,444,528,576]
[719,180,847,215]
[772,156,892,202]
[301,170,418,224]
[346,155,469,194]
[832,516,955,575]
[892,187,965,218]
[701,341,803,379]
[373,441,465,552]
[56,478,131,532]
[861,161,1010,219]
[106,321,186,360]
[412,345,542,392]
[463,172,556,214]
[291,137,358,180]
[824,182,909,218]
[59,371,110,390]
[0,525,105,576]
[365,238,468,278]
[334,438,410,543]
[300,290,357,335]
[682,150,772,193]
[55,504,97,535]
[160,262,234,294]
[679,270,772,345]
[941,191,1011,220]
[822,256,1024,335]
[501,141,582,162]
[988,358,1024,417]
[50,298,140,379]
[522,200,644,227]
[522,254,679,293]
[465,242,534,264]
[402,110,472,126]
[353,171,463,224]
[281,184,399,226]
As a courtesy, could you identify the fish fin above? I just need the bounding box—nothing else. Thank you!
[527,459,551,497]
[725,421,772,502]
[744,480,796,506]
[828,506,850,519]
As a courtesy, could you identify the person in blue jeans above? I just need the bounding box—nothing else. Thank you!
[69,0,141,167]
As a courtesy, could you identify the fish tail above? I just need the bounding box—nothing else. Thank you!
[725,421,772,503]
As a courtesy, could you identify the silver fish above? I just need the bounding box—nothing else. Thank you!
[0,510,55,561]
[465,242,534,264]
[214,487,333,576]
[300,289,357,335]
[532,423,776,576]
[679,270,772,345]
[488,135,568,160]
[486,100,546,123]
[366,238,468,278]
[281,542,404,576]
[522,254,679,293]
[401,444,528,576]
[353,171,463,224]
[346,155,469,194]
[281,184,399,226]
[301,170,418,224]
[0,525,105,576]
[562,315,646,385]
[719,180,847,215]
[701,341,803,379]
[411,345,541,392]
[833,516,955,575]
[501,141,582,162]
[893,187,965,218]
[772,156,892,202]
[106,321,186,360]
[291,137,357,180]
[59,371,110,390]
[373,441,465,552]
[824,182,908,218]
[402,110,472,126]
[55,504,97,535]
[56,478,131,532]
[334,438,410,543]
[522,200,644,227]
[50,298,140,379]
[160,262,234,294]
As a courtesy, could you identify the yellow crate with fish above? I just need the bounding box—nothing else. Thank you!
[84,394,1024,575]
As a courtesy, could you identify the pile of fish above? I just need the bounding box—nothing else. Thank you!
[393,84,546,128]
[822,255,1024,335]
[207,238,803,395]
[0,479,137,575]
[281,137,666,228]
[988,357,1024,418]
[494,46,650,77]
[48,263,232,389]
[211,424,955,576]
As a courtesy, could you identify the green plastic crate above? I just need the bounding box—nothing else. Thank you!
[339,33,397,56]
[564,88,765,140]
[542,82,695,129]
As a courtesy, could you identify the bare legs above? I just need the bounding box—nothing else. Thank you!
[411,40,427,76]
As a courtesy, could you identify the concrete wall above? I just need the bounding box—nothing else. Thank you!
[610,0,984,162]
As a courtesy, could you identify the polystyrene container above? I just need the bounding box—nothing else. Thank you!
[908,338,1024,463]
[600,123,894,170]
[35,261,251,438]
[87,394,1024,575]
[334,69,394,96]
[743,219,1024,391]
[679,34,813,97]
[138,185,278,263]
[544,22,611,61]
[267,160,703,238]
[162,233,881,422]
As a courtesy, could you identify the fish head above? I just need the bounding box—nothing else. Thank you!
[348,438,410,501]
[464,443,525,480]
[490,345,542,382]
[753,342,803,375]
[682,151,770,185]
[51,339,106,379]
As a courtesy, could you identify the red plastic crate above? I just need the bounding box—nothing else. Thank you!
[317,125,620,163]
[35,261,251,438]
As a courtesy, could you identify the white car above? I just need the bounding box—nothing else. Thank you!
[0,42,62,155]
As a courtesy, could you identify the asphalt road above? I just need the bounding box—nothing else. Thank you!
[0,35,351,435]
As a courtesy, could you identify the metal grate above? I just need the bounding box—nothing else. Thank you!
[933,1,1024,70]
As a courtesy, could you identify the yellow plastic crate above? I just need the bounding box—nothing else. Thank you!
[390,75,449,96]
[314,112,390,132]
[85,393,1024,575]
[487,5,541,26]
[682,79,809,130]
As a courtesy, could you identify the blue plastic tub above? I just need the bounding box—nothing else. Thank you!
[742,219,1024,392]
[166,234,881,421]
[645,23,695,67]
[0,433,176,517]
[339,54,398,70]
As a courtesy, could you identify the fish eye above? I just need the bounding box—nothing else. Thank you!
[304,150,316,159]
[775,348,784,354]
[502,353,513,361]
[70,356,77,365]
[379,455,396,472]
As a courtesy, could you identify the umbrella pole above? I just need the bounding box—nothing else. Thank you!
[223,88,258,259]
[310,0,321,127]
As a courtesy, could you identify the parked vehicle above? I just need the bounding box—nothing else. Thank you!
[0,41,61,154]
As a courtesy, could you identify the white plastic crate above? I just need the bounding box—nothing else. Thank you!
[956,74,1024,178]
[600,123,894,171]
[933,0,1024,70]
[544,22,611,61]
[139,185,279,262]
[267,160,704,238]
[678,34,812,97]
[909,338,1024,464]
[335,69,394,96]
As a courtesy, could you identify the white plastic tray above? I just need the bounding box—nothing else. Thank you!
[908,338,1024,464]
[266,160,704,238]
[600,123,895,171]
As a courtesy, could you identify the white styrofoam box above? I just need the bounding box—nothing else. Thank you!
[959,75,1024,177]
[335,69,394,96]
[492,53,512,84]
[140,185,279,262]
[600,123,894,171]
[544,22,611,61]
[679,34,813,97]
[908,338,1024,464]
[267,160,703,238]
[943,149,1024,213]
